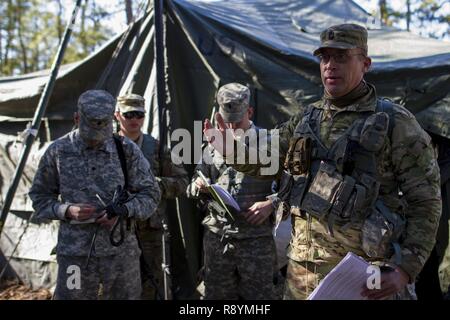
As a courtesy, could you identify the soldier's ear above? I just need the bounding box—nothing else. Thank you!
[363,56,372,73]
[114,111,120,121]
[247,107,254,119]
[73,112,79,125]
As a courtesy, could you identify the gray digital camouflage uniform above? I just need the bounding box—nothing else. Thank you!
[187,121,277,300]
[29,90,161,300]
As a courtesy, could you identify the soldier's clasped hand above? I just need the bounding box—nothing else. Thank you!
[65,204,97,221]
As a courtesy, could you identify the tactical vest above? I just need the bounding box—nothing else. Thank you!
[204,127,274,239]
[138,134,164,229]
[141,134,160,176]
[279,99,406,263]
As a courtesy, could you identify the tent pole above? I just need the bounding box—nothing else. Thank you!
[154,0,173,301]
[0,0,82,235]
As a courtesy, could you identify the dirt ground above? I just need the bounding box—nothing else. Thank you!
[0,280,52,300]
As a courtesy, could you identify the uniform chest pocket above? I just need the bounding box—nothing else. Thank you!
[59,152,87,187]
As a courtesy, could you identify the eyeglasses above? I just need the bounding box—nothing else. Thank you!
[122,111,145,119]
[317,52,366,64]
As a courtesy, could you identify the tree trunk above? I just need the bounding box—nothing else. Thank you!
[56,0,63,41]
[3,0,15,72]
[406,0,411,31]
[125,0,133,25]
[81,0,88,54]
[379,0,388,25]
[16,0,29,73]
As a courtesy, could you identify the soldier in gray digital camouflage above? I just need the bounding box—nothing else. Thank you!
[115,93,189,300]
[187,83,278,300]
[204,24,442,300]
[29,89,161,300]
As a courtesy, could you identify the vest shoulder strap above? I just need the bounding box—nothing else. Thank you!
[376,98,397,138]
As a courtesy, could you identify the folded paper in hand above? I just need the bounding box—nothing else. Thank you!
[197,170,240,219]
[307,252,370,300]
[69,211,104,224]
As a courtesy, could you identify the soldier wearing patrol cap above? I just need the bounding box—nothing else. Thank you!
[29,89,161,299]
[187,83,279,299]
[115,93,189,300]
[204,24,442,300]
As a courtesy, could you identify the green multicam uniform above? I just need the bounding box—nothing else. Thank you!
[231,83,442,299]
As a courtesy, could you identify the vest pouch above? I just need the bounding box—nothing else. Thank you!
[362,200,406,261]
[289,174,309,208]
[275,170,294,216]
[207,200,228,218]
[339,184,367,221]
[301,161,342,220]
[285,137,311,175]
[278,170,294,203]
[359,112,389,152]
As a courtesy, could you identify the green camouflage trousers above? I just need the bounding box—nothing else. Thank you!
[137,226,165,300]
[203,231,276,300]
[54,252,141,300]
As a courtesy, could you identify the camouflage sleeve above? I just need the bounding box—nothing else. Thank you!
[186,147,218,199]
[231,113,302,179]
[390,108,442,281]
[29,144,69,221]
[124,140,161,221]
[157,148,189,199]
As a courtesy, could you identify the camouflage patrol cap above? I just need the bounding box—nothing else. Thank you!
[217,83,250,123]
[116,94,146,113]
[77,90,115,143]
[313,23,368,56]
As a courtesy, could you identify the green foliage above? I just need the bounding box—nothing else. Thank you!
[0,0,117,76]
[377,0,450,39]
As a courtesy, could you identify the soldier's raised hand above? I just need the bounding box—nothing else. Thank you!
[203,113,235,156]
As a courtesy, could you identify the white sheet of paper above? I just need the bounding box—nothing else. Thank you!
[211,184,241,212]
[307,252,370,300]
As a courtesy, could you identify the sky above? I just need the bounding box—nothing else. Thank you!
[357,0,450,40]
[63,0,449,42]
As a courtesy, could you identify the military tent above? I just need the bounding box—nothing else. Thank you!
[0,0,449,298]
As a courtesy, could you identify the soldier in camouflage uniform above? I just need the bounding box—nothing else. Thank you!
[29,90,161,300]
[115,94,189,300]
[187,83,277,300]
[204,24,442,300]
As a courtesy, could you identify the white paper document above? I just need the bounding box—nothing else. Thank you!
[307,252,370,300]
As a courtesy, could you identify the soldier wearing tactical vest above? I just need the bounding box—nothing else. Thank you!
[204,24,442,300]
[187,83,277,299]
[115,94,189,300]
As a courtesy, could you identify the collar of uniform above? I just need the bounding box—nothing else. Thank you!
[316,83,377,113]
[74,130,114,153]
[134,133,144,149]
